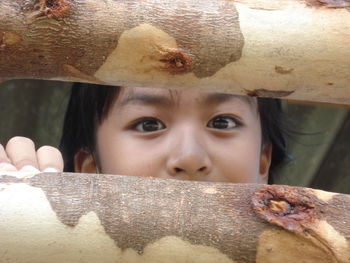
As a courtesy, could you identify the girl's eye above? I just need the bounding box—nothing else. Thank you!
[207,116,240,130]
[133,118,166,132]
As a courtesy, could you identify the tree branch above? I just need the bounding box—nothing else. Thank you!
[0,172,349,262]
[0,0,349,104]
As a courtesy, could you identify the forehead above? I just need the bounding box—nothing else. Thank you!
[116,87,257,111]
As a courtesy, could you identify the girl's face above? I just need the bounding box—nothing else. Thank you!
[77,87,271,183]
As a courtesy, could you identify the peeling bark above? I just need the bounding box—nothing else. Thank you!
[0,173,349,263]
[0,0,350,104]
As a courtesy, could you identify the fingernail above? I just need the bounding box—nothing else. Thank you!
[19,165,40,172]
[0,162,17,171]
[43,167,59,172]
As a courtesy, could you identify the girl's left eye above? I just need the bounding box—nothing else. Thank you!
[207,116,240,130]
[133,118,166,133]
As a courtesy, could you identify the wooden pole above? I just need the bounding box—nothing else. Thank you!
[1,1,350,261]
[0,0,350,104]
[0,172,349,262]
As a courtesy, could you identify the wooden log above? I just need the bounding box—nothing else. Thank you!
[0,172,349,263]
[0,0,350,104]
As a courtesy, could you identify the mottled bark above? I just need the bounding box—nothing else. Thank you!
[0,0,350,104]
[0,172,349,263]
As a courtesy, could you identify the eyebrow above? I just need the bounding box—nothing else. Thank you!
[203,93,254,106]
[118,90,254,109]
[119,92,175,107]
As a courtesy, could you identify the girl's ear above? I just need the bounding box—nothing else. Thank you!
[74,149,97,173]
[259,144,272,183]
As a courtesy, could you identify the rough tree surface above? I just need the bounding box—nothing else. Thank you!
[0,172,349,263]
[0,1,350,262]
[0,0,350,104]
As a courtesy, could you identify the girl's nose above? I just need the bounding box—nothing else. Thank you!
[166,131,212,177]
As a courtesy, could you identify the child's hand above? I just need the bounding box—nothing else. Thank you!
[0,137,63,174]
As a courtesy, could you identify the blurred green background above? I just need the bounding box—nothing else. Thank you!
[0,79,349,194]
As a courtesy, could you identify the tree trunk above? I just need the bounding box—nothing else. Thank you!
[0,172,349,263]
[0,0,350,104]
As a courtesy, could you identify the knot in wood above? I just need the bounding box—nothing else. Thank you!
[44,0,70,19]
[159,48,192,74]
[265,199,292,216]
[28,0,71,22]
[252,185,320,234]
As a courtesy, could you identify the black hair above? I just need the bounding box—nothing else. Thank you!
[258,98,287,183]
[59,83,119,173]
[59,82,287,183]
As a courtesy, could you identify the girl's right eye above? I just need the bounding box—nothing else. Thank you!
[133,118,166,133]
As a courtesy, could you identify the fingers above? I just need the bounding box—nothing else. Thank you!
[6,137,39,172]
[37,146,64,172]
[0,137,63,173]
[0,144,17,171]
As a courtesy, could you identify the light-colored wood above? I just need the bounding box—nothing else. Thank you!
[0,172,349,263]
[0,0,350,104]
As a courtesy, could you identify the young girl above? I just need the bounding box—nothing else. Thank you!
[0,83,287,184]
